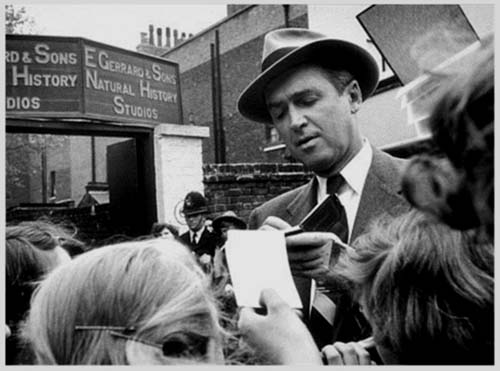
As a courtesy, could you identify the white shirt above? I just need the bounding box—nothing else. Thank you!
[190,226,205,244]
[315,139,373,242]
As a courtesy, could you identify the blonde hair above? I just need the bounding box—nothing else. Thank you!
[23,238,223,364]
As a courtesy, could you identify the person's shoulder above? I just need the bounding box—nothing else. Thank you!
[248,183,310,229]
[255,184,307,212]
[368,148,411,208]
[371,148,408,175]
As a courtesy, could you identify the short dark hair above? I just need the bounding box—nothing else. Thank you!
[151,222,180,237]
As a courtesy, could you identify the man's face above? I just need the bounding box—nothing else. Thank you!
[265,65,362,177]
[219,221,240,243]
[185,213,205,232]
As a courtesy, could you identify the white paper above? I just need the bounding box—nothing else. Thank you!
[225,230,302,309]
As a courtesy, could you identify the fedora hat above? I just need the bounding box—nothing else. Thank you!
[213,211,247,231]
[237,28,380,124]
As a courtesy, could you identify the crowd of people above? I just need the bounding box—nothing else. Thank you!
[5,28,494,365]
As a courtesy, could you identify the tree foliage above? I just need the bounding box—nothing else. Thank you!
[5,4,38,34]
[6,134,67,206]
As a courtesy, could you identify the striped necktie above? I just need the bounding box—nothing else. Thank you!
[326,174,349,244]
[309,174,349,348]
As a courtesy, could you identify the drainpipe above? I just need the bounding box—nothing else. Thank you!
[214,30,226,163]
[283,5,290,27]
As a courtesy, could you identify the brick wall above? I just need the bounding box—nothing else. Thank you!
[162,5,308,164]
[203,163,313,223]
[7,163,312,245]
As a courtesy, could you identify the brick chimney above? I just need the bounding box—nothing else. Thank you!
[137,24,170,56]
[173,29,178,46]
[165,27,171,48]
[156,27,162,46]
[148,24,154,45]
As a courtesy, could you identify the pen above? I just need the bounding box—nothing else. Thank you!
[283,227,353,252]
[283,225,303,237]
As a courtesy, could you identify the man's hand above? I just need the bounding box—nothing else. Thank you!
[261,216,344,280]
[321,341,375,365]
[238,288,322,365]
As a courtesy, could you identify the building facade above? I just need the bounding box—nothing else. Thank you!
[138,4,493,164]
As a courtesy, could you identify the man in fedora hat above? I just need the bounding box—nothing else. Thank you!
[179,192,218,268]
[238,28,410,349]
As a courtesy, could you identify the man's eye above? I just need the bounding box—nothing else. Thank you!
[299,96,317,106]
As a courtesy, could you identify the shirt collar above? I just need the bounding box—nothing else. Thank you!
[316,139,372,196]
[341,139,372,195]
[191,226,205,237]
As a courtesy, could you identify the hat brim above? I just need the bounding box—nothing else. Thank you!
[213,215,247,231]
[183,207,208,217]
[238,38,380,124]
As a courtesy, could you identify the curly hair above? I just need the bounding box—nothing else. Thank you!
[336,210,493,364]
[402,34,494,241]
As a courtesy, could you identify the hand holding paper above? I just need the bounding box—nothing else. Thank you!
[225,229,302,309]
[259,214,351,280]
[286,231,345,278]
[238,288,322,365]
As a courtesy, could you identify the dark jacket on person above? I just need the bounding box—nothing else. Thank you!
[248,147,411,345]
[179,227,218,258]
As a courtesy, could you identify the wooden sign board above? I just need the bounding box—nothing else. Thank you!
[357,5,479,85]
[6,35,182,125]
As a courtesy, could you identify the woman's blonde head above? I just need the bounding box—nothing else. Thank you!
[24,238,223,365]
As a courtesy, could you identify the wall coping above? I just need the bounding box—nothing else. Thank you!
[155,123,210,138]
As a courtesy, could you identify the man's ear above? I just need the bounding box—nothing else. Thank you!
[346,80,362,113]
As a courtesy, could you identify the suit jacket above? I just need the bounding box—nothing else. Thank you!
[249,147,409,240]
[179,228,218,258]
[248,147,411,345]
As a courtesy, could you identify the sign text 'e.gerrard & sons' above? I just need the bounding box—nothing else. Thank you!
[6,35,182,125]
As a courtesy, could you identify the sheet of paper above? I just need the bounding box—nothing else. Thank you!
[225,229,302,309]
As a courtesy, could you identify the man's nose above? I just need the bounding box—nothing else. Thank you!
[289,107,307,130]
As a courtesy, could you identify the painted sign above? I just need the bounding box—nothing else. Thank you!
[357,5,479,85]
[6,35,182,125]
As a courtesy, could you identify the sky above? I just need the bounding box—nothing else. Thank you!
[11,3,229,51]
[9,2,495,54]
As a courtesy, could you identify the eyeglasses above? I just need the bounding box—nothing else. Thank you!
[74,325,209,358]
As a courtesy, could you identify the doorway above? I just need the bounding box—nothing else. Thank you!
[6,118,157,246]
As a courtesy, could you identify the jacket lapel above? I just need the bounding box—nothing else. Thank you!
[286,177,318,226]
[351,148,408,241]
[351,169,382,241]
